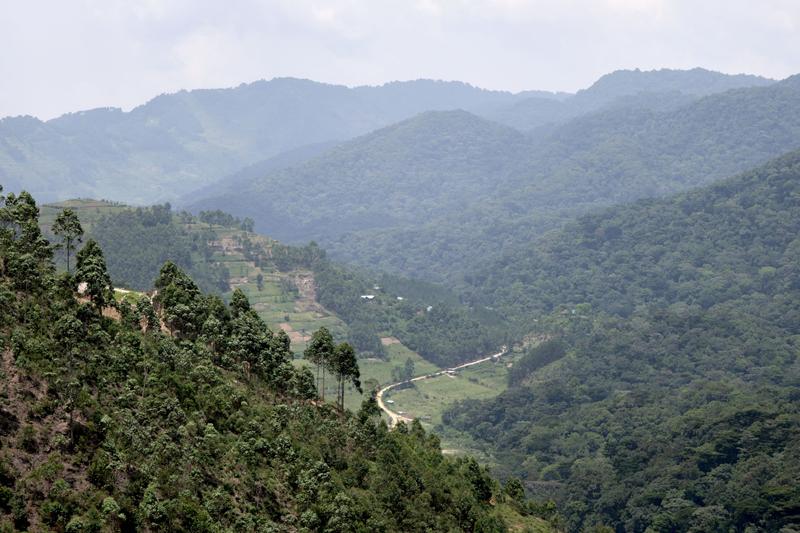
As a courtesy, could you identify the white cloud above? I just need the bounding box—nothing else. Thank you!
[0,0,798,119]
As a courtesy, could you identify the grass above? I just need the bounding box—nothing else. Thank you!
[386,355,513,426]
[113,288,146,305]
[495,503,555,533]
[384,350,523,458]
[40,199,128,234]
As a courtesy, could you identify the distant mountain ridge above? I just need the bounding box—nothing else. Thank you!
[486,67,774,131]
[0,78,542,204]
[191,72,800,284]
[1,68,772,205]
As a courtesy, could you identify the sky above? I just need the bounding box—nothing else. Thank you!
[1,0,799,120]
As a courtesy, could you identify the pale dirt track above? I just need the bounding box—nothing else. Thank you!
[375,347,507,427]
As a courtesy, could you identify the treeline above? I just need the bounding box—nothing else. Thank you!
[90,204,229,293]
[0,187,552,532]
[198,209,254,232]
[274,241,503,367]
[441,151,800,531]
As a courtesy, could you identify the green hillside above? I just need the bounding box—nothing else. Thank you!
[191,75,800,285]
[0,79,539,205]
[441,151,800,531]
[486,67,773,131]
[0,188,557,532]
[345,76,800,284]
[188,110,526,242]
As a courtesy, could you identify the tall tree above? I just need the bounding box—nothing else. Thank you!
[304,327,335,401]
[75,239,114,310]
[52,208,83,273]
[333,342,361,409]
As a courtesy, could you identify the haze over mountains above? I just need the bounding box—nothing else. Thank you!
[5,59,800,531]
[0,78,548,204]
[0,68,769,204]
[190,70,800,284]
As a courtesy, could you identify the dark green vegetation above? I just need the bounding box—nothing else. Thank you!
[192,73,800,285]
[42,201,229,295]
[275,242,502,368]
[442,152,800,531]
[189,110,526,244]
[38,199,503,368]
[0,188,554,532]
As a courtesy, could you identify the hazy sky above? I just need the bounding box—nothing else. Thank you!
[1,0,799,119]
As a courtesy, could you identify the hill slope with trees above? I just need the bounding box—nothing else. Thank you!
[0,187,555,532]
[441,151,800,531]
[193,74,800,284]
[0,78,542,204]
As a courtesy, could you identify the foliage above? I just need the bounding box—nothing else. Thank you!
[51,208,83,273]
[0,188,539,532]
[442,151,800,531]
[88,204,229,293]
[193,76,800,285]
[285,245,502,367]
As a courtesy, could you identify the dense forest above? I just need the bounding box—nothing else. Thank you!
[272,242,503,367]
[0,79,549,204]
[192,74,800,285]
[88,205,230,294]
[0,187,554,532]
[442,151,800,531]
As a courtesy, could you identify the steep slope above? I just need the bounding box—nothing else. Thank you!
[330,74,800,283]
[189,110,527,243]
[443,151,800,531]
[0,78,538,204]
[0,189,556,532]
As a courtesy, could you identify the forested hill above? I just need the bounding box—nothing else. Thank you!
[0,188,554,532]
[442,151,800,531]
[487,67,774,131]
[194,73,800,285]
[37,199,504,368]
[188,110,526,242]
[471,147,800,320]
[0,78,538,204]
[0,69,771,207]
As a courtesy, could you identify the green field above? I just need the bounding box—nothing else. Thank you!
[383,350,523,458]
[40,199,129,234]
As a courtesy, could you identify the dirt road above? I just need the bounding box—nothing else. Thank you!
[375,347,507,427]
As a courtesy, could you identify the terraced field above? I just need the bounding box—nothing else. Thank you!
[40,201,486,422]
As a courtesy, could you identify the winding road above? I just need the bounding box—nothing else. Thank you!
[376,346,508,427]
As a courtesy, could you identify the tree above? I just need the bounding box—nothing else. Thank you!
[304,327,335,401]
[332,342,361,409]
[75,239,114,310]
[230,287,251,318]
[153,261,205,339]
[52,208,83,273]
